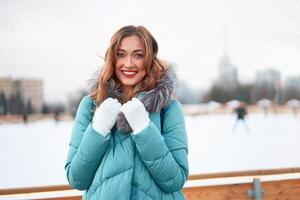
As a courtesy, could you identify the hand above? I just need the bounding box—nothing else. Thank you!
[92,98,121,136]
[120,98,150,134]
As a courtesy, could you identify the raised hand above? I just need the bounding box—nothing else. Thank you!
[92,98,121,136]
[121,98,150,134]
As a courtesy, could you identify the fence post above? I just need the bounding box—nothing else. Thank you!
[248,178,264,200]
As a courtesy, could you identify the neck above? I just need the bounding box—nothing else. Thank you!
[121,85,133,103]
[122,85,132,94]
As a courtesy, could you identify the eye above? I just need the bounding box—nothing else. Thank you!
[134,53,144,59]
[117,52,125,58]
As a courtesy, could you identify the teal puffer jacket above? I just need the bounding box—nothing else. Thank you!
[65,95,189,200]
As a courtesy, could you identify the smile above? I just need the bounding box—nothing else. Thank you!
[121,70,138,77]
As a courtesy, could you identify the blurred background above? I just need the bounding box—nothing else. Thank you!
[0,0,300,199]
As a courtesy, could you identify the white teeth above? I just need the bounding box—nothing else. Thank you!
[122,71,136,75]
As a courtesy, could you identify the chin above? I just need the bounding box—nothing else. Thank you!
[121,80,138,87]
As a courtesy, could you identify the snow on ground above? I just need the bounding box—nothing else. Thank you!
[187,113,300,175]
[0,120,72,189]
[0,113,299,189]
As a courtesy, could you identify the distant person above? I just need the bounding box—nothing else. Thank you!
[262,105,269,116]
[287,99,300,117]
[292,106,298,117]
[54,110,60,123]
[233,102,249,132]
[22,111,28,124]
[257,99,272,117]
[64,25,189,200]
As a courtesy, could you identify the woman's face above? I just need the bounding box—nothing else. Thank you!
[115,35,146,92]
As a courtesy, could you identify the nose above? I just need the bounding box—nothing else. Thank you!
[124,56,134,67]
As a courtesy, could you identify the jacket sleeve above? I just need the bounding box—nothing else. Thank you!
[131,99,189,194]
[64,96,111,190]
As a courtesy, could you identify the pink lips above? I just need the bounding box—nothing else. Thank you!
[121,70,137,78]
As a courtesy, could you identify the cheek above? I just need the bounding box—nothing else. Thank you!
[114,67,121,79]
[137,70,146,81]
[137,60,145,69]
[115,60,121,70]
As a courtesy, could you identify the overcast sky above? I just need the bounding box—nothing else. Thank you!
[0,0,299,103]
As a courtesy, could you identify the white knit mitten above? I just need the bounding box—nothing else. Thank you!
[92,98,121,136]
[120,98,150,134]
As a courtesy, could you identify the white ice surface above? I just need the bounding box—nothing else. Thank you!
[0,113,299,189]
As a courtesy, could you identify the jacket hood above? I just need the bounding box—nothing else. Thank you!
[89,68,178,133]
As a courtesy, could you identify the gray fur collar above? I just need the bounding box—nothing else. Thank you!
[90,68,177,133]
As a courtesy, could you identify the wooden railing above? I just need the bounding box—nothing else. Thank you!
[184,168,300,200]
[188,167,300,180]
[183,179,300,200]
[1,168,300,200]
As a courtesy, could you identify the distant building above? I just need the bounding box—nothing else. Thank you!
[215,26,239,90]
[209,26,240,103]
[15,78,44,113]
[0,77,43,113]
[254,68,282,103]
[283,76,300,101]
[216,54,239,89]
[285,76,300,90]
[0,77,13,99]
[256,69,281,87]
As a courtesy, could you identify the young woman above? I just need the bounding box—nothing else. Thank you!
[65,25,189,200]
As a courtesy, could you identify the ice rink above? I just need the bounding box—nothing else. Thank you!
[0,113,299,188]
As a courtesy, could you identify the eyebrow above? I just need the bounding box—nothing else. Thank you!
[117,48,144,53]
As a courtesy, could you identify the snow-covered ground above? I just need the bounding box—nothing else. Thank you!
[187,113,300,174]
[0,120,72,189]
[0,113,299,189]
